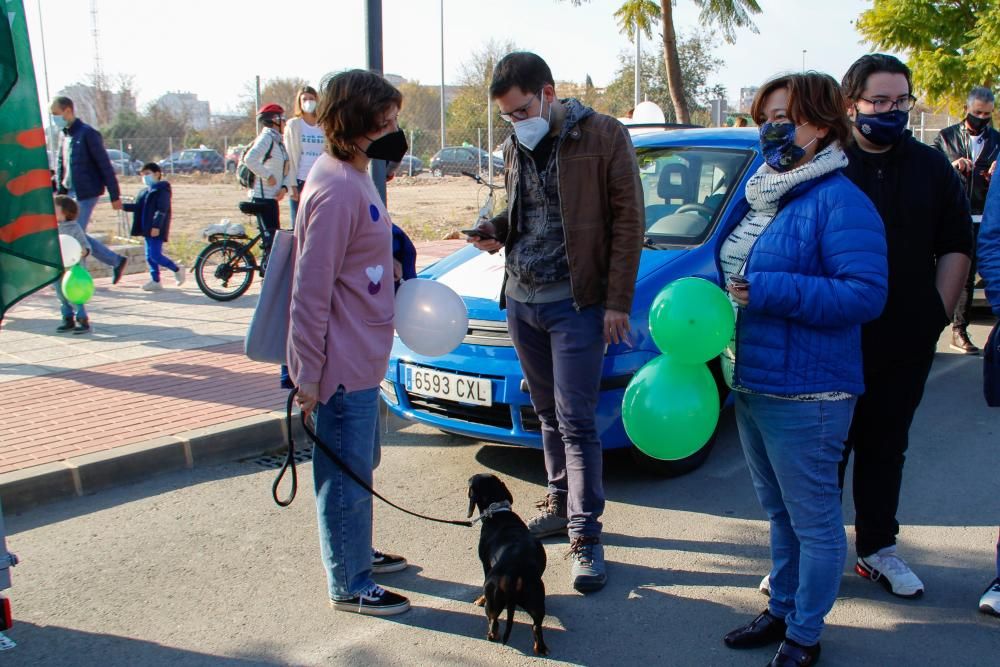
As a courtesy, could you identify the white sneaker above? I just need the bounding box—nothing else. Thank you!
[856,546,925,598]
[141,280,164,292]
[979,577,1000,617]
[759,574,771,597]
[174,265,186,286]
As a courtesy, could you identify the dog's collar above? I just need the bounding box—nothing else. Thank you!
[471,501,512,524]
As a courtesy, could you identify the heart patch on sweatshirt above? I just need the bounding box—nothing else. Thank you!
[366,265,384,294]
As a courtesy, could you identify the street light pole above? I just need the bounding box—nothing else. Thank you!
[366,0,387,204]
[802,49,807,71]
[634,18,640,108]
[439,0,446,151]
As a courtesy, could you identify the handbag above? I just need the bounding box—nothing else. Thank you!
[984,320,1000,408]
[245,229,294,364]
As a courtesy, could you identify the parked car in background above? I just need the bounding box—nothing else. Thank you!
[158,148,225,174]
[106,148,142,176]
[224,144,247,173]
[393,154,423,176]
[429,146,505,177]
[383,126,756,476]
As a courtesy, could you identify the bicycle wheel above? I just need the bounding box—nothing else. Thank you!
[194,240,257,301]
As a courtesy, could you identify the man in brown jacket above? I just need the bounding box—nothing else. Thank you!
[469,51,644,593]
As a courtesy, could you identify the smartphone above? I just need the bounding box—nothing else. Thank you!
[728,274,749,287]
[461,228,495,241]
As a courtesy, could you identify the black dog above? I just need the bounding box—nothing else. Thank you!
[467,473,548,656]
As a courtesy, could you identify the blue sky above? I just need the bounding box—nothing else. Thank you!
[24,0,887,114]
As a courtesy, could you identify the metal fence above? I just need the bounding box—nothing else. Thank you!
[909,111,957,146]
[101,136,244,176]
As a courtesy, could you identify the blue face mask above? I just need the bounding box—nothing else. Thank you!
[759,121,815,172]
[51,114,67,130]
[143,174,156,187]
[853,109,908,146]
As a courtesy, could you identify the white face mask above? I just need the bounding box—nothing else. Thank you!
[512,94,551,150]
[301,99,317,114]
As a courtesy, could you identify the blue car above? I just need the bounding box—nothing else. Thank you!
[381,127,762,475]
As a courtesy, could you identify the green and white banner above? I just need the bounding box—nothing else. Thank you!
[0,0,62,323]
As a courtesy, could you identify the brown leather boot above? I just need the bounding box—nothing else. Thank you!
[950,328,979,355]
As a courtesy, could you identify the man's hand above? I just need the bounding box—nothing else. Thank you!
[296,382,320,418]
[150,228,160,238]
[111,199,123,211]
[952,157,973,175]
[727,282,750,306]
[604,309,632,346]
[266,175,277,187]
[466,221,503,253]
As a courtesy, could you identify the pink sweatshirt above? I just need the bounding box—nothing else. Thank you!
[287,154,394,403]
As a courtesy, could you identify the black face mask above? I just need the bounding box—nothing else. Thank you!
[363,129,408,163]
[966,113,992,136]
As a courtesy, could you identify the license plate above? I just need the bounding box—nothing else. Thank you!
[403,365,492,407]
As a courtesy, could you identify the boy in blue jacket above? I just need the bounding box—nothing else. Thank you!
[124,163,185,292]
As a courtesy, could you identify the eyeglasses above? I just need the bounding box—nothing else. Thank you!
[498,94,537,123]
[856,95,917,114]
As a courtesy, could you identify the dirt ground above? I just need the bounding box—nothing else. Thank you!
[85,173,493,264]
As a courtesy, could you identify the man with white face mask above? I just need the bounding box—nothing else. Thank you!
[468,51,644,593]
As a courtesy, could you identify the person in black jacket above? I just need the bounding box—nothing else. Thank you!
[932,86,999,354]
[51,96,128,283]
[123,163,185,292]
[838,54,973,599]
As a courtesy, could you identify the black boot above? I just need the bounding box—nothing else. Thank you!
[56,316,75,333]
[73,317,91,334]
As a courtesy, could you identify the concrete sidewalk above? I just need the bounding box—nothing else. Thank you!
[0,239,466,512]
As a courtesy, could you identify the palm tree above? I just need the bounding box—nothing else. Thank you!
[568,0,762,123]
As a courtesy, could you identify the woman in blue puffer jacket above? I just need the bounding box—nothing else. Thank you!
[717,72,888,667]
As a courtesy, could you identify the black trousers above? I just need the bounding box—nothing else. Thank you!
[252,196,280,257]
[839,350,936,557]
[953,222,980,329]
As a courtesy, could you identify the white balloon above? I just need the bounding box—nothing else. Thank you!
[394,279,469,357]
[58,234,83,267]
[631,101,666,125]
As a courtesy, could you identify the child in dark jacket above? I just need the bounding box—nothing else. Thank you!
[124,163,185,291]
[53,195,93,333]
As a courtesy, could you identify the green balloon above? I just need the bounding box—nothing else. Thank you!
[62,264,95,305]
[622,356,720,460]
[649,277,735,363]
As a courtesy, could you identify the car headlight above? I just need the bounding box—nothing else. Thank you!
[380,379,398,405]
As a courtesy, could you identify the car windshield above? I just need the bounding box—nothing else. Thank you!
[636,146,753,247]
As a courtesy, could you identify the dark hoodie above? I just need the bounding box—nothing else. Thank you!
[124,180,173,242]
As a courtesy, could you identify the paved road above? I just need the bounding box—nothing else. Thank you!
[4,328,999,666]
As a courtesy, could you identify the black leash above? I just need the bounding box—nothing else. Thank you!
[272,388,472,527]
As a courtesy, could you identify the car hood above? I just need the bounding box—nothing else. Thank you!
[419,245,691,322]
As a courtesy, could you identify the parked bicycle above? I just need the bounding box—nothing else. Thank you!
[462,170,503,227]
[194,200,273,301]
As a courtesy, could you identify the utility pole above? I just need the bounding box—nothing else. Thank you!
[37,0,54,162]
[439,0,446,150]
[634,18,641,108]
[366,0,387,204]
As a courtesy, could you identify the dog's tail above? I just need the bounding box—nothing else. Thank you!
[499,576,524,645]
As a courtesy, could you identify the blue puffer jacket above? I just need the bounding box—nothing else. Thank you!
[124,181,171,241]
[720,171,889,396]
[56,119,121,202]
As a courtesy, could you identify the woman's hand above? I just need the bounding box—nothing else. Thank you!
[296,382,320,418]
[727,283,750,306]
[393,259,403,281]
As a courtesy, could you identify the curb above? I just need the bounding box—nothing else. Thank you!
[0,410,308,515]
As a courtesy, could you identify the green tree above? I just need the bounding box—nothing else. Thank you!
[447,39,516,145]
[857,0,999,112]
[567,0,760,123]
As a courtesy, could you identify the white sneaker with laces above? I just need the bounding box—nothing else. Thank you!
[979,577,1000,617]
[759,574,771,597]
[142,280,164,292]
[174,265,186,286]
[856,546,924,598]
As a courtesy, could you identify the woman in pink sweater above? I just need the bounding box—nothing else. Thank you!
[288,70,411,616]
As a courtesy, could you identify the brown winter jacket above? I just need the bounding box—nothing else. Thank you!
[490,109,644,313]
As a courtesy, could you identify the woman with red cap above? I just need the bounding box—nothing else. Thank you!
[243,103,293,259]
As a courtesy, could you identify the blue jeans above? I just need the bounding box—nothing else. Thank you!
[506,297,606,538]
[288,179,305,229]
[313,386,381,600]
[145,238,178,281]
[735,392,856,647]
[55,280,86,320]
[72,193,123,268]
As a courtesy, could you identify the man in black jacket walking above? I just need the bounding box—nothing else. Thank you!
[839,54,973,599]
[932,86,999,354]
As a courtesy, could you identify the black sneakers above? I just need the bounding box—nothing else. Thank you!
[112,257,128,285]
[56,316,75,333]
[330,584,410,616]
[73,317,91,335]
[371,549,408,574]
